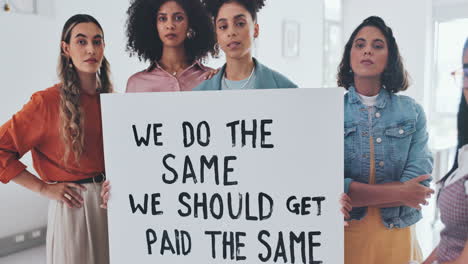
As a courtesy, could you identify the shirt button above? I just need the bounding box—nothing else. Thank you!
[376,138,382,143]
[399,129,404,135]
[362,132,368,136]
[375,112,381,118]
[379,161,385,167]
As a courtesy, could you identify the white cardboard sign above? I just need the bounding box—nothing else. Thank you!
[101,88,343,264]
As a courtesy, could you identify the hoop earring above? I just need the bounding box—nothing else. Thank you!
[186,28,196,39]
[68,58,73,69]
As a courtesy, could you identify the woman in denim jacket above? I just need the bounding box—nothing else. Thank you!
[339,16,434,264]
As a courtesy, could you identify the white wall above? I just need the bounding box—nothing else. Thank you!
[0,0,146,238]
[0,12,60,238]
[256,0,324,88]
[343,0,433,109]
[0,0,325,239]
[434,0,468,22]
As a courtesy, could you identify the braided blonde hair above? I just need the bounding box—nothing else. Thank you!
[58,14,113,165]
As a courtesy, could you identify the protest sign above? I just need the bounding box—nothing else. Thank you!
[101,88,343,263]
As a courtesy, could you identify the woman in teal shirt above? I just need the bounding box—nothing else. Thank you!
[195,0,297,91]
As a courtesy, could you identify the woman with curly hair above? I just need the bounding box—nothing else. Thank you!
[194,0,297,91]
[0,14,112,263]
[338,16,434,263]
[125,0,218,93]
[100,0,219,207]
[422,39,468,264]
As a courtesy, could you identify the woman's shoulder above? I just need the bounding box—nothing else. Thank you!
[127,68,153,82]
[16,84,61,117]
[32,84,61,103]
[193,75,218,91]
[126,68,158,92]
[389,93,424,114]
[193,63,223,91]
[390,93,419,106]
[256,61,297,88]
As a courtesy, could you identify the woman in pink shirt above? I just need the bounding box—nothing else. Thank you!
[100,0,218,206]
[125,0,217,92]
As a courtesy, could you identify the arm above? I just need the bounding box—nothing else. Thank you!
[11,169,45,193]
[0,93,46,183]
[369,202,403,208]
[343,101,434,209]
[370,181,424,208]
[347,174,433,209]
[400,102,433,186]
[12,170,86,208]
[0,93,85,207]
[12,169,85,208]
[344,178,405,206]
[347,181,402,207]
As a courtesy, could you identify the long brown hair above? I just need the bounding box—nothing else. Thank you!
[58,14,113,165]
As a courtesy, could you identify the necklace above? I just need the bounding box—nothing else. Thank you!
[223,66,255,90]
[158,61,185,77]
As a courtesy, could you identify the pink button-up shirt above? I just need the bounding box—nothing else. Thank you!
[126,61,212,92]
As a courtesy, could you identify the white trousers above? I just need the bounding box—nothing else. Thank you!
[46,182,109,264]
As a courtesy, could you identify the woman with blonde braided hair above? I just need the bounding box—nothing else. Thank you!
[0,14,112,263]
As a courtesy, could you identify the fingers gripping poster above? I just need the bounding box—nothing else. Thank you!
[101,88,344,264]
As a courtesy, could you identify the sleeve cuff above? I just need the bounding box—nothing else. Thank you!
[344,178,353,194]
[0,160,27,183]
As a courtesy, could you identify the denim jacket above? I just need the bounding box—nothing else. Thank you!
[344,86,433,229]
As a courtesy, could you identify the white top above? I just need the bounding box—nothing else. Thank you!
[221,66,256,90]
[357,93,378,107]
[444,144,468,194]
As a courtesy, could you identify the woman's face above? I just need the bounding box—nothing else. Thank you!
[215,2,259,60]
[350,26,388,80]
[157,1,189,48]
[62,22,105,75]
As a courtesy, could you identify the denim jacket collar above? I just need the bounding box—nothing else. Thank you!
[348,85,390,109]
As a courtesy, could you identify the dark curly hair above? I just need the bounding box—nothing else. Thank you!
[337,16,410,93]
[126,0,216,64]
[202,0,266,21]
